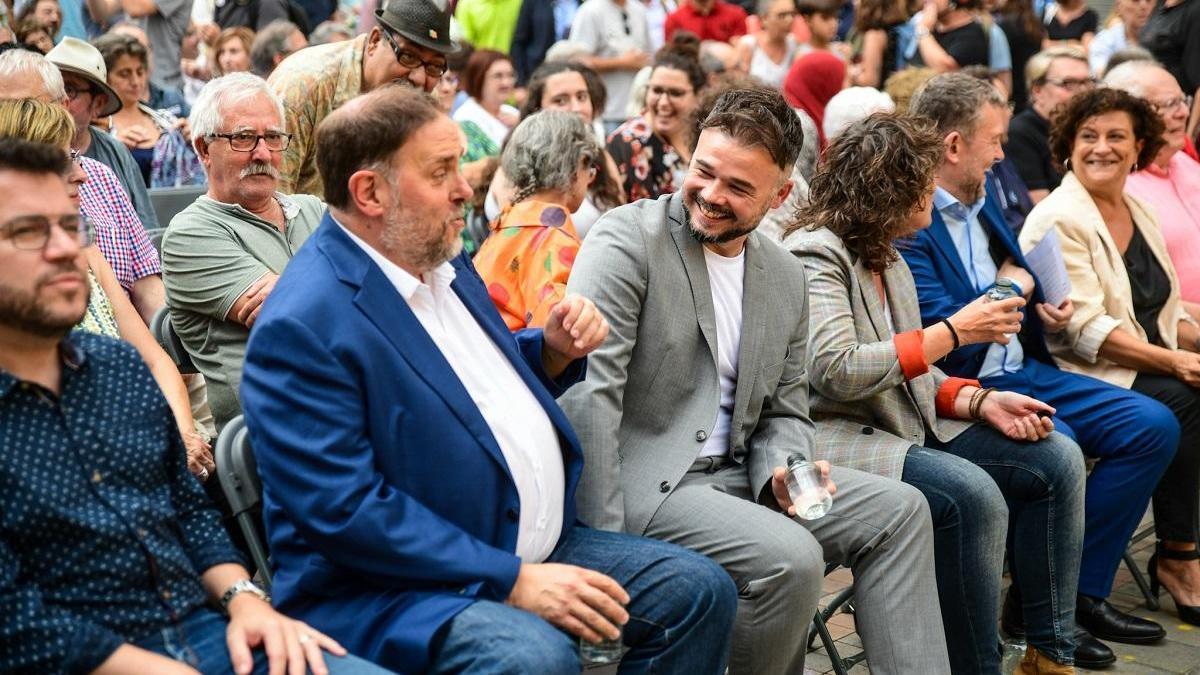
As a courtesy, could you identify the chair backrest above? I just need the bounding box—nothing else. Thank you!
[148,185,206,227]
[149,307,198,375]
[215,415,262,517]
[215,415,273,589]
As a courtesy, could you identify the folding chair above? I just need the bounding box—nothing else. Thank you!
[148,185,206,226]
[1123,522,1159,610]
[150,307,198,375]
[215,415,272,591]
[808,563,866,675]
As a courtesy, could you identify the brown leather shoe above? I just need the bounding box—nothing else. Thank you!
[1014,646,1076,675]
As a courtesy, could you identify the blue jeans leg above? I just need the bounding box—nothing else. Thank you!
[548,526,737,675]
[134,607,394,675]
[902,445,1008,675]
[929,425,1086,665]
[984,362,1178,599]
[428,600,582,675]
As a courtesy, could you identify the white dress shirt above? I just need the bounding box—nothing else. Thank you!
[337,220,566,563]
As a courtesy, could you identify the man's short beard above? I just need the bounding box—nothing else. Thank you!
[685,193,769,246]
[380,208,462,274]
[0,272,89,338]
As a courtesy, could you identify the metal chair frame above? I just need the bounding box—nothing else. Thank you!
[214,415,272,591]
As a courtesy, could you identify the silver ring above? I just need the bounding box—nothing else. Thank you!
[199,467,209,481]
[298,634,311,644]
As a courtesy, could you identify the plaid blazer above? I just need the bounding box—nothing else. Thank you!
[785,227,973,480]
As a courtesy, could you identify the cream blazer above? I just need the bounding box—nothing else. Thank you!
[1018,172,1190,388]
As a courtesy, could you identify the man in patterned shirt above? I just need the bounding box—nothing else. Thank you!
[0,47,166,325]
[268,0,455,196]
[0,138,389,675]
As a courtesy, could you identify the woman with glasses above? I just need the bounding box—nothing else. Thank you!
[1109,61,1200,308]
[452,49,519,148]
[607,32,705,203]
[0,98,215,481]
[1020,87,1200,627]
[473,111,602,331]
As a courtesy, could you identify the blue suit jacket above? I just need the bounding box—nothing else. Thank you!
[897,183,1054,379]
[240,214,587,672]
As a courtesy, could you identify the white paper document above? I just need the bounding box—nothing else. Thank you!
[1023,229,1071,307]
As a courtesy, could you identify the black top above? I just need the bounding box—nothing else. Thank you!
[1045,7,1098,41]
[998,15,1043,112]
[913,20,990,69]
[1005,108,1062,191]
[1123,225,1172,347]
[1140,0,1200,94]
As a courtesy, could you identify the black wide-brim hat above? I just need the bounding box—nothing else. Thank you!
[374,0,456,54]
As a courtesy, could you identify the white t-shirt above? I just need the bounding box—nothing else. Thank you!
[570,0,652,122]
[453,98,518,148]
[699,245,746,458]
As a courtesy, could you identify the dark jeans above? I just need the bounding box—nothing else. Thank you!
[905,424,1085,672]
[983,360,1178,597]
[1131,374,1200,543]
[427,526,737,675]
[134,606,391,674]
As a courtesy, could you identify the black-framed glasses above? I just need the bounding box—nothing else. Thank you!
[1152,94,1194,114]
[63,83,95,100]
[380,28,448,79]
[1,213,93,250]
[209,131,292,152]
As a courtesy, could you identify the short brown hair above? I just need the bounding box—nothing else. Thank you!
[854,0,908,31]
[1048,87,1164,172]
[695,84,805,171]
[316,85,442,209]
[791,112,943,272]
[796,0,841,17]
[93,32,148,72]
[212,26,255,76]
[461,49,511,101]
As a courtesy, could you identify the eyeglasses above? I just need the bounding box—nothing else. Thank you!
[68,148,81,165]
[63,83,95,100]
[209,131,292,152]
[1044,77,1096,92]
[1152,94,1193,114]
[647,84,694,100]
[1,214,93,250]
[381,28,448,79]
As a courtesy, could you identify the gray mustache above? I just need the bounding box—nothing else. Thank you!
[240,162,280,180]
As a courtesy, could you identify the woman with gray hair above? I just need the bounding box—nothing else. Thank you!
[474,110,602,331]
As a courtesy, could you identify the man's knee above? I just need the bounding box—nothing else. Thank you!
[742,522,825,602]
[1132,396,1182,461]
[434,602,578,675]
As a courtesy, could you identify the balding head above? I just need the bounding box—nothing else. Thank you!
[1105,60,1190,156]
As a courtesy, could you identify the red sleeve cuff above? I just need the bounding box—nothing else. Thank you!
[893,329,928,380]
[936,377,980,418]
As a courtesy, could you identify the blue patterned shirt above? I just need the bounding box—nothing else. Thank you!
[0,332,242,674]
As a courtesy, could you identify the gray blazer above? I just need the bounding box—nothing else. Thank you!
[785,227,974,481]
[560,193,813,535]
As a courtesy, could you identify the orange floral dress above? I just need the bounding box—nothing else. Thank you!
[473,200,581,331]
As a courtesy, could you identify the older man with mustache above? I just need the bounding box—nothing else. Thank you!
[161,72,325,433]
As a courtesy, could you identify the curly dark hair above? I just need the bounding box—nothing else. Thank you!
[786,112,943,273]
[1048,87,1165,173]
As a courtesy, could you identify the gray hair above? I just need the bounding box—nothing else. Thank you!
[502,110,601,200]
[190,72,285,151]
[1103,59,1167,98]
[0,48,65,101]
[251,20,300,77]
[910,72,1006,139]
[823,87,895,141]
[310,20,353,45]
[544,40,590,63]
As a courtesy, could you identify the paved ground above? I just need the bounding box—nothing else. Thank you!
[805,534,1200,674]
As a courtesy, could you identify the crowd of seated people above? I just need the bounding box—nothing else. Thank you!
[5,0,1200,674]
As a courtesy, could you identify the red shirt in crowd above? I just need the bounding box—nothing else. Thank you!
[663,1,748,43]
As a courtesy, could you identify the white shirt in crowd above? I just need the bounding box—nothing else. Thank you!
[699,245,746,458]
[337,219,566,564]
[571,0,653,122]
[453,97,520,148]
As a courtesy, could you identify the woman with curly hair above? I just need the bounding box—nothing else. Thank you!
[1020,87,1200,627]
[786,112,1087,674]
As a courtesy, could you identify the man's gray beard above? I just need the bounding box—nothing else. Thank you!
[379,208,462,273]
[0,273,89,338]
[240,162,280,180]
[958,177,985,205]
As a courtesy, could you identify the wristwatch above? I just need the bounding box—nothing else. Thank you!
[220,579,269,611]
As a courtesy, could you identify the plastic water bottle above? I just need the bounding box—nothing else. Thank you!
[785,454,833,520]
[580,632,623,665]
[1001,638,1027,672]
[987,278,1021,339]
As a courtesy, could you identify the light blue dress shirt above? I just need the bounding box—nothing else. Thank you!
[933,187,1025,378]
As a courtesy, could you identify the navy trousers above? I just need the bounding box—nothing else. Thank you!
[982,358,1179,598]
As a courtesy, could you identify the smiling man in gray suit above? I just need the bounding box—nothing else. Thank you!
[559,85,951,675]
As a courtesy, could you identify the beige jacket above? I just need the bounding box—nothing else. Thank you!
[1018,171,1189,388]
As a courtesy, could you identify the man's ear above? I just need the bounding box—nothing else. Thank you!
[943,130,962,165]
[770,177,794,211]
[347,168,387,218]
